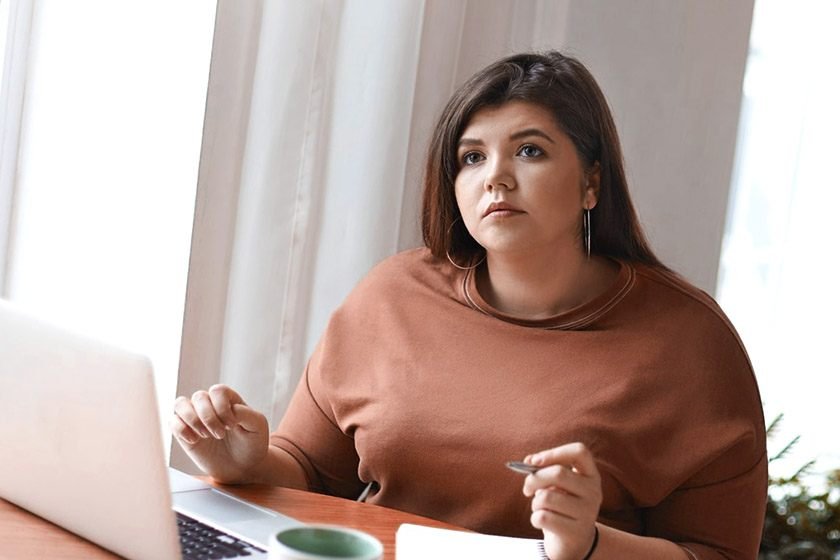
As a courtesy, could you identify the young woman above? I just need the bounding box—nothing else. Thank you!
[172,51,767,560]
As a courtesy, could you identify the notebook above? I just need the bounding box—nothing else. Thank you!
[396,523,549,559]
[0,299,300,559]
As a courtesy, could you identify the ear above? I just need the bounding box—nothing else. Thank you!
[583,161,601,210]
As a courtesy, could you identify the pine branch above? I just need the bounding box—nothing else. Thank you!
[791,459,816,481]
[770,435,800,463]
[766,413,783,439]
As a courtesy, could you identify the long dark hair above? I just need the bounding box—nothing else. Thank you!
[421,50,665,269]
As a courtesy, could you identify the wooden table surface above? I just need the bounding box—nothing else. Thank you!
[0,479,461,559]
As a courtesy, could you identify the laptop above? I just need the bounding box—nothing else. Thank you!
[0,299,300,559]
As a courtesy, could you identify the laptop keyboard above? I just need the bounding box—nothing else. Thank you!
[176,512,267,559]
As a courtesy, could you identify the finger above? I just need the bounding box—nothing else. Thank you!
[523,464,592,497]
[173,395,211,439]
[209,384,246,406]
[191,391,227,439]
[208,385,239,429]
[231,403,268,434]
[531,487,588,520]
[527,442,599,478]
[530,507,578,534]
[170,414,200,446]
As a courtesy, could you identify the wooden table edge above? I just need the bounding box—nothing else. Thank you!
[0,477,466,559]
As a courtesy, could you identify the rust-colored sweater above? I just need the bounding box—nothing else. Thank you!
[272,248,767,559]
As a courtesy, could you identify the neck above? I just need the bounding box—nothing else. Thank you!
[477,246,611,320]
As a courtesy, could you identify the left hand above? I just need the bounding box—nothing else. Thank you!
[522,442,602,560]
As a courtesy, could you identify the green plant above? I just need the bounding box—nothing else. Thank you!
[760,414,840,559]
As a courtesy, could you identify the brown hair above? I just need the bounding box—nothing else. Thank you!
[421,50,665,269]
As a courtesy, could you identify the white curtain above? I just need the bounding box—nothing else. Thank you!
[0,0,34,294]
[172,0,568,469]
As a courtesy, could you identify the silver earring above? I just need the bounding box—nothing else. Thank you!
[446,251,486,271]
[583,208,591,259]
[445,217,486,270]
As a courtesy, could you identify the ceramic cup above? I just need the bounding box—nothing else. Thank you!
[268,525,384,560]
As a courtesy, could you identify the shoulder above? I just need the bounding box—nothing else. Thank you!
[363,247,438,281]
[633,263,719,312]
[335,247,459,317]
[314,248,461,362]
[349,247,454,298]
[629,262,749,359]
[624,262,761,421]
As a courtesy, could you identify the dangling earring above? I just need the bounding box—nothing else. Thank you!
[445,217,486,270]
[583,208,592,259]
[446,251,485,271]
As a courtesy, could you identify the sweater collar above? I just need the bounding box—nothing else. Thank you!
[460,258,635,330]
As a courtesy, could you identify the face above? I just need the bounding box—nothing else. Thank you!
[454,101,599,259]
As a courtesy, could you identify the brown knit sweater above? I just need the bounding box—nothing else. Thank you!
[272,248,767,559]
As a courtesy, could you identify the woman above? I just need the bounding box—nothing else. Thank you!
[172,51,767,560]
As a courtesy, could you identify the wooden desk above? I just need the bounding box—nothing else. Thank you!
[0,480,459,559]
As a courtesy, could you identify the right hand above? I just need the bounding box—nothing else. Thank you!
[171,384,269,483]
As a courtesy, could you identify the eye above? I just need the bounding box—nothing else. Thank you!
[461,151,485,166]
[517,144,544,158]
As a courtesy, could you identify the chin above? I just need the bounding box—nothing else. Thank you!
[478,240,531,258]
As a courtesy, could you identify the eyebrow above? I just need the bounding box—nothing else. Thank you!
[458,127,556,148]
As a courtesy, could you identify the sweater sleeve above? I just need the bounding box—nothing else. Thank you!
[642,450,768,559]
[269,356,366,500]
[268,253,422,501]
[629,268,769,558]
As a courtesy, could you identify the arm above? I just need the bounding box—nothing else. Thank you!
[522,443,766,560]
[172,384,307,489]
[267,364,367,499]
[587,525,688,559]
[641,452,768,560]
[237,445,308,490]
[522,443,687,560]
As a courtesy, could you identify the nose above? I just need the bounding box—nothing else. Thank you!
[483,156,516,192]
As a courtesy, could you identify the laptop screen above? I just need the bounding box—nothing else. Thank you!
[0,300,181,560]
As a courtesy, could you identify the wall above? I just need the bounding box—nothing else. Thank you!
[560,1,755,293]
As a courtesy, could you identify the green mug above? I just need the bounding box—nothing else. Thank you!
[269,525,384,560]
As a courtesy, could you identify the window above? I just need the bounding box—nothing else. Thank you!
[1,0,216,456]
[718,0,840,478]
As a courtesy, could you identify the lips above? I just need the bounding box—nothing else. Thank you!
[482,202,524,218]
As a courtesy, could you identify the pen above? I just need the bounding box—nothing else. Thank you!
[505,460,540,475]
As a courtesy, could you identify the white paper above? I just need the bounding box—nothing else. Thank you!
[396,523,547,560]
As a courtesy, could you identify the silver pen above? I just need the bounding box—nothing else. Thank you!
[505,460,540,475]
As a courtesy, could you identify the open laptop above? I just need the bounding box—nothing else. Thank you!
[0,300,300,559]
